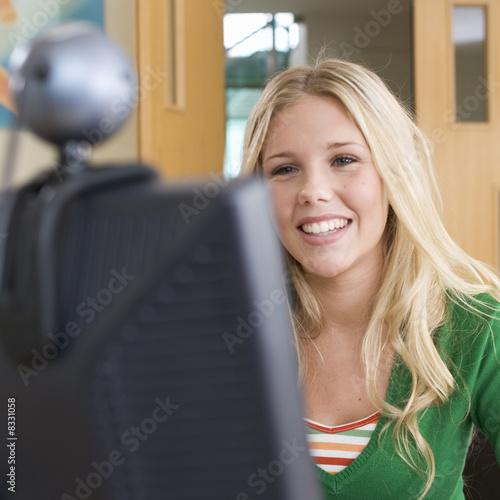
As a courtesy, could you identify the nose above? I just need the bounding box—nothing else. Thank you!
[297,170,333,205]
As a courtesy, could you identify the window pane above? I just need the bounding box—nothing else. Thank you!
[453,6,487,122]
[223,13,301,178]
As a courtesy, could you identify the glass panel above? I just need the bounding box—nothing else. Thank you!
[223,12,302,178]
[453,6,487,122]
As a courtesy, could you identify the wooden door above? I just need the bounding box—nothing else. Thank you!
[135,0,225,178]
[414,0,500,268]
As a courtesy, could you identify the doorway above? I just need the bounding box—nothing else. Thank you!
[223,0,413,178]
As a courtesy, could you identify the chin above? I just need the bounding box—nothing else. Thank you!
[300,259,348,280]
[286,244,355,280]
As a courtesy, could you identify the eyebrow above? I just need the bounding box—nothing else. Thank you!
[262,141,365,163]
[326,141,364,150]
[262,151,293,163]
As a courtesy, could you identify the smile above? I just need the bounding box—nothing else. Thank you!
[300,218,350,236]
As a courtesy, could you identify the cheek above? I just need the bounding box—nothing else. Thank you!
[269,184,288,216]
[344,176,389,228]
[353,173,387,207]
[268,185,295,236]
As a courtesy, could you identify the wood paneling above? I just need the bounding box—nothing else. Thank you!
[136,0,225,178]
[414,0,500,268]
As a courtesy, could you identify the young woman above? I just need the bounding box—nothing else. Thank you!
[240,59,500,499]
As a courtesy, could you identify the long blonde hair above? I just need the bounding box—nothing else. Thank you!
[240,58,500,498]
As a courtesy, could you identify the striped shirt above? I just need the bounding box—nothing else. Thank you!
[305,411,380,475]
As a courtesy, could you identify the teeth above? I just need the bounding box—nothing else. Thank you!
[301,219,349,235]
[319,221,329,233]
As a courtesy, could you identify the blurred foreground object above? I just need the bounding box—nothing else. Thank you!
[0,22,322,500]
[8,21,136,149]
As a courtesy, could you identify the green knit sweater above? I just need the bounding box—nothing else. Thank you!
[317,294,500,499]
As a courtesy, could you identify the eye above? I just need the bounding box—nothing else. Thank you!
[269,164,297,176]
[332,155,357,167]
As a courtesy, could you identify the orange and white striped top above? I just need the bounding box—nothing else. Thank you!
[305,411,380,475]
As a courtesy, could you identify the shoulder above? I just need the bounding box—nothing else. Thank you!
[439,292,500,376]
[443,294,500,438]
[445,292,500,334]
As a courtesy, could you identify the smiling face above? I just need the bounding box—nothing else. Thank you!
[261,96,390,284]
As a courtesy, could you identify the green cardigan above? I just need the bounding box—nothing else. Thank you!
[317,294,500,499]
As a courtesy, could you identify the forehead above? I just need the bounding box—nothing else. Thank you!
[263,96,365,152]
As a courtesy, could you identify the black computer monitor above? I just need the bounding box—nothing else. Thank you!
[0,165,322,500]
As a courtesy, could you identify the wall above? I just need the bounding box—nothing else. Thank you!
[304,8,413,108]
[226,0,413,108]
[0,0,137,188]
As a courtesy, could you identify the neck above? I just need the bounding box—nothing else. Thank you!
[305,257,384,341]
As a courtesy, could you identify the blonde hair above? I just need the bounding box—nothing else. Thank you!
[240,58,500,498]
